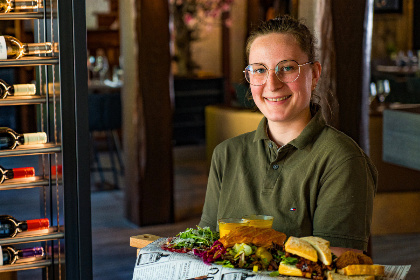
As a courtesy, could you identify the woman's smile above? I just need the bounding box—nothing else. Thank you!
[264,95,292,102]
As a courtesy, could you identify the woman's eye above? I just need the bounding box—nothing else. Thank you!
[280,66,294,72]
[253,68,266,74]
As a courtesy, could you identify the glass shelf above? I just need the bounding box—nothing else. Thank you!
[0,227,65,246]
[0,56,59,67]
[0,259,52,273]
[0,12,44,20]
[0,144,61,157]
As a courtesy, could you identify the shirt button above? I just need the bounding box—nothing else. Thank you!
[268,142,273,148]
[272,164,279,170]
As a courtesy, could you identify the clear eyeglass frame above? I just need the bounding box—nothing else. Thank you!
[243,60,313,86]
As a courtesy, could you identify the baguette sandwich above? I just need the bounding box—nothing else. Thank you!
[278,236,333,279]
[335,251,385,278]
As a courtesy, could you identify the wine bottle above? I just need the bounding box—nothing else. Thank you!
[0,79,36,99]
[0,35,52,59]
[0,165,35,184]
[1,245,44,265]
[0,0,42,13]
[0,127,47,150]
[0,215,49,238]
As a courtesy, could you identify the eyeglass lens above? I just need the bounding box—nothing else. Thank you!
[245,60,301,86]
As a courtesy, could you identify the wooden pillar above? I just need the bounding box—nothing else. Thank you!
[222,11,231,105]
[120,0,174,226]
[331,0,373,152]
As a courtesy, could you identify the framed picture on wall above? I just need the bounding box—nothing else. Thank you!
[374,0,403,13]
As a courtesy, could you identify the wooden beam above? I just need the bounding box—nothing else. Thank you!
[122,0,174,226]
[331,0,373,151]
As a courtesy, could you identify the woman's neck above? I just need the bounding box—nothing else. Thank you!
[267,109,312,148]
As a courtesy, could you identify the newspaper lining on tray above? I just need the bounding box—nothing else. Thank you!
[132,238,411,280]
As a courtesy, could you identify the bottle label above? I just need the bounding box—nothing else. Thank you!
[13,84,36,96]
[23,132,47,145]
[0,36,6,60]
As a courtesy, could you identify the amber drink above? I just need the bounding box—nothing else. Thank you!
[218,218,249,238]
[242,215,274,229]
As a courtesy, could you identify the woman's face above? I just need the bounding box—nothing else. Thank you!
[248,33,321,125]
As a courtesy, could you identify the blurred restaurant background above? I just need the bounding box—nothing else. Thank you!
[1,0,419,279]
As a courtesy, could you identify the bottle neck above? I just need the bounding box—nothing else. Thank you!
[13,0,42,10]
[25,218,49,231]
[23,42,53,56]
[22,132,47,145]
[11,167,35,180]
[11,84,36,96]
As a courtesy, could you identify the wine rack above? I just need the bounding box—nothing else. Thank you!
[0,1,91,279]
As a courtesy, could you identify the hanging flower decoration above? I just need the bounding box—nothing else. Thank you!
[170,0,235,77]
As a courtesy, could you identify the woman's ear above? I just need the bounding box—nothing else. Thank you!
[311,61,322,90]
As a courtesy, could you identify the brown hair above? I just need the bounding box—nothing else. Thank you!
[245,15,317,63]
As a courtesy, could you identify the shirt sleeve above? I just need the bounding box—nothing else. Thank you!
[312,155,377,251]
[198,149,223,232]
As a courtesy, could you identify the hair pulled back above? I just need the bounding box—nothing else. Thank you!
[246,15,317,63]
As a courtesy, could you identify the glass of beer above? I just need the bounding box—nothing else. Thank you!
[242,214,274,229]
[218,218,249,238]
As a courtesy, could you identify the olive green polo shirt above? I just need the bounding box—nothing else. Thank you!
[199,110,377,251]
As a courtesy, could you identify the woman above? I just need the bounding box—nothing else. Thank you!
[198,15,377,256]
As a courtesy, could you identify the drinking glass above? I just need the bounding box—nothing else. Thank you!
[242,214,274,229]
[217,218,249,238]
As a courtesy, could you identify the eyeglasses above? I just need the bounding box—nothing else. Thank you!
[243,60,313,86]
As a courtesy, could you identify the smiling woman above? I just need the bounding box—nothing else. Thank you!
[199,15,378,257]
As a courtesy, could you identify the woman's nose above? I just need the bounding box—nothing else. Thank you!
[266,69,284,90]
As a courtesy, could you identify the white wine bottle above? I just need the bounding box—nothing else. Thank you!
[0,35,52,59]
[0,79,36,99]
[0,127,47,150]
[0,0,42,13]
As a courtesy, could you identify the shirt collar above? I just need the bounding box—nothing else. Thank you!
[253,106,326,150]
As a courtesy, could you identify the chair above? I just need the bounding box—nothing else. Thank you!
[88,91,124,190]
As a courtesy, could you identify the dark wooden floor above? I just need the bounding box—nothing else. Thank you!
[1,145,419,279]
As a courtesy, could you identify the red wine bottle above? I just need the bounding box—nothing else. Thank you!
[0,215,49,238]
[1,245,44,265]
[0,79,36,99]
[0,127,47,150]
[0,165,35,184]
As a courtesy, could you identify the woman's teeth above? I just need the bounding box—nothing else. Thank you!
[266,95,291,102]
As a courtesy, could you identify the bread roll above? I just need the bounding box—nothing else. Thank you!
[301,236,332,265]
[284,236,318,263]
[338,264,385,276]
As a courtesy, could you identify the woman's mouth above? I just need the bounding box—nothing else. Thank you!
[265,95,292,102]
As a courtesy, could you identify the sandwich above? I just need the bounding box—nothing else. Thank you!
[335,251,385,278]
[278,236,333,279]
